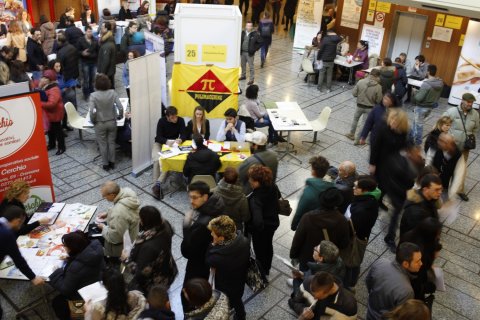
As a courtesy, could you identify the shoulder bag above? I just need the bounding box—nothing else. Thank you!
[457,108,476,150]
[339,220,368,268]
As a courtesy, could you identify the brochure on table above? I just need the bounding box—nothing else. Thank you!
[0,203,97,280]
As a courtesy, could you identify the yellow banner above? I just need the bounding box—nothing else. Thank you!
[444,15,463,29]
[171,64,239,118]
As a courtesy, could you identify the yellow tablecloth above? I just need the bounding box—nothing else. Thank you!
[160,141,251,173]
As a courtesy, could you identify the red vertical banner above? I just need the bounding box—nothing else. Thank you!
[0,93,55,213]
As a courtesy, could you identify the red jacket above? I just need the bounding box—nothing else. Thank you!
[41,83,64,122]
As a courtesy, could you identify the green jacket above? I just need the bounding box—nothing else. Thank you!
[291,178,334,231]
[352,75,382,107]
[413,77,443,107]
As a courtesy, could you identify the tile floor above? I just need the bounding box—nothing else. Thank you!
[1,31,480,320]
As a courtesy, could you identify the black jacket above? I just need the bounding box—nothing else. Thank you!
[49,240,105,300]
[186,119,210,140]
[57,42,80,81]
[393,62,408,100]
[128,221,175,294]
[118,7,133,21]
[432,146,462,190]
[240,30,263,56]
[183,147,221,183]
[77,36,99,64]
[0,198,40,237]
[81,12,96,27]
[97,32,117,77]
[206,232,250,301]
[181,194,225,282]
[424,128,441,154]
[247,185,280,233]
[290,208,350,266]
[317,32,341,62]
[27,37,47,71]
[155,117,187,144]
[65,26,84,47]
[400,189,439,236]
[138,308,175,320]
[350,194,380,240]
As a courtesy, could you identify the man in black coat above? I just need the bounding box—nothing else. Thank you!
[183,133,221,183]
[429,133,462,192]
[400,174,442,236]
[57,32,79,82]
[26,29,47,72]
[64,16,84,47]
[181,181,225,311]
[97,22,117,88]
[239,22,263,85]
[316,29,341,92]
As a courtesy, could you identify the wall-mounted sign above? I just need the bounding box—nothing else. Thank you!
[444,15,463,30]
[376,1,391,13]
[367,10,375,22]
[432,26,453,42]
[435,14,445,26]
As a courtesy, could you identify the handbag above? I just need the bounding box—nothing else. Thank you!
[339,220,368,268]
[245,247,268,292]
[457,108,476,150]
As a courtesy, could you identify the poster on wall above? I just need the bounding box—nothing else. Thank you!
[360,24,385,56]
[0,93,55,213]
[448,20,480,109]
[293,0,324,50]
[340,0,363,29]
[171,64,239,118]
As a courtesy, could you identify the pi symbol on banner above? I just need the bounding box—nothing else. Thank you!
[186,70,232,113]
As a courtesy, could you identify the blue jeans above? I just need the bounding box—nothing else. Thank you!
[260,40,271,63]
[255,115,277,142]
[412,106,432,145]
[82,62,97,98]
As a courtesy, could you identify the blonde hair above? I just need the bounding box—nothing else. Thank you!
[192,106,207,136]
[208,215,237,241]
[387,108,409,134]
[5,180,30,201]
[434,116,452,131]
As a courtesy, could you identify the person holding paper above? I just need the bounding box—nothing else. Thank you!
[0,180,50,236]
[216,108,246,142]
[0,206,45,317]
[49,230,105,320]
[151,106,187,200]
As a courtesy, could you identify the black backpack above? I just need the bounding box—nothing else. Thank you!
[260,23,272,37]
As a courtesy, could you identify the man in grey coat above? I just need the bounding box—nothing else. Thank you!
[346,69,383,144]
[443,93,480,201]
[96,181,140,263]
[366,242,422,320]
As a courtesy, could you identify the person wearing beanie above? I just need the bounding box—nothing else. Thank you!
[290,188,350,271]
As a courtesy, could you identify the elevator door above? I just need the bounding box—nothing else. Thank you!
[388,12,428,65]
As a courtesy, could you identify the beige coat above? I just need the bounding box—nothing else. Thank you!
[6,32,26,62]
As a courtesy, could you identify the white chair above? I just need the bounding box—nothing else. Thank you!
[64,102,87,140]
[300,58,317,86]
[302,107,332,145]
[191,175,217,191]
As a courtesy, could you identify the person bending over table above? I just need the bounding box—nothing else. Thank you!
[216,108,246,142]
[0,180,50,237]
[186,106,210,140]
[49,231,105,320]
[0,206,45,317]
[151,106,187,199]
[183,133,221,184]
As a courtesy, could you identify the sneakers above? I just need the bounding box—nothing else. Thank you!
[239,76,246,80]
[286,278,294,287]
[458,193,469,201]
[345,133,355,140]
[247,80,254,85]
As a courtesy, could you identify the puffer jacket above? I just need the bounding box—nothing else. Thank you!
[393,62,408,100]
[399,189,440,236]
[213,179,250,231]
[352,75,383,108]
[102,187,141,257]
[379,66,396,94]
[413,77,443,108]
[49,240,105,300]
[443,105,480,151]
[40,21,56,55]
[41,82,64,122]
[97,31,117,77]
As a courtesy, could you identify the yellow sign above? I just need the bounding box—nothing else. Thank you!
[459,34,465,46]
[185,44,198,62]
[202,45,228,63]
[435,14,445,26]
[369,0,377,10]
[366,10,375,22]
[171,64,239,118]
[444,15,463,29]
[376,1,391,13]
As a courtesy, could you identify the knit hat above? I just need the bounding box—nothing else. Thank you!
[245,131,267,146]
[42,70,57,81]
[319,188,344,209]
[462,92,476,102]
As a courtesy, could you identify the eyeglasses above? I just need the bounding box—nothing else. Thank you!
[189,195,202,200]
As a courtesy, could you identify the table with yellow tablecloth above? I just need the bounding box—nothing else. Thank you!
[160,141,251,173]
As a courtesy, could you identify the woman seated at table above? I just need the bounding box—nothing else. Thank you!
[50,231,105,320]
[353,40,369,84]
[186,106,210,140]
[183,133,221,183]
[244,84,278,144]
[0,180,50,236]
[88,73,124,172]
[216,108,246,142]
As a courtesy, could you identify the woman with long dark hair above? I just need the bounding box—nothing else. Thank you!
[125,206,177,294]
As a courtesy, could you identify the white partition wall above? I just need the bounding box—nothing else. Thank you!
[174,4,242,68]
[130,53,167,176]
